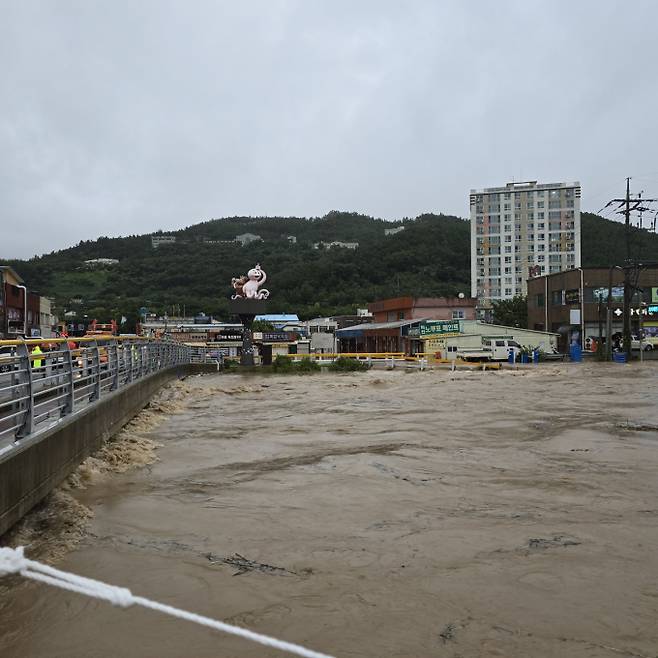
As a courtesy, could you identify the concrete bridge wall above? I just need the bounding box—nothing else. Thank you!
[0,363,216,536]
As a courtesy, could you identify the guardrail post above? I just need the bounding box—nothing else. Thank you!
[140,342,146,378]
[89,340,102,401]
[59,340,75,415]
[109,340,119,390]
[15,341,34,438]
[126,342,133,382]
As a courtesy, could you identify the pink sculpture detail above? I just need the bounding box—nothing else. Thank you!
[232,264,269,300]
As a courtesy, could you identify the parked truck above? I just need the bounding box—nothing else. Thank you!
[455,338,522,362]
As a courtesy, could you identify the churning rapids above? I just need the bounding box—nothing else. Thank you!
[1,364,658,657]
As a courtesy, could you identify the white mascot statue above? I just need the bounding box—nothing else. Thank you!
[232,264,269,300]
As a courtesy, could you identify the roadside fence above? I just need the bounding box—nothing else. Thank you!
[0,336,192,454]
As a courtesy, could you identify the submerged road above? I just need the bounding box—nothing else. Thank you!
[2,364,658,657]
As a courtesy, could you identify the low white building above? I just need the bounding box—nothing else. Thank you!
[305,317,339,353]
[313,241,359,250]
[151,235,177,248]
[84,258,119,268]
[235,233,263,245]
[39,297,56,338]
[384,226,405,236]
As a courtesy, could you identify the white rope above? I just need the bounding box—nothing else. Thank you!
[0,546,335,658]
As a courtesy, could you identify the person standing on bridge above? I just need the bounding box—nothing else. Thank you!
[31,344,43,370]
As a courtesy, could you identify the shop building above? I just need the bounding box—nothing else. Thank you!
[336,317,558,357]
[527,267,658,351]
[367,296,476,323]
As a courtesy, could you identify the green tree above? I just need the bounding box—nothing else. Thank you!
[492,295,528,328]
[251,320,275,332]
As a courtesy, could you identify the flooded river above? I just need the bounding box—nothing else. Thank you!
[1,364,658,657]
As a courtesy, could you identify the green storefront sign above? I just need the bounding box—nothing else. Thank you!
[417,320,461,337]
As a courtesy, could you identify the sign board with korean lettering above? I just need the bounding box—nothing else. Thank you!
[417,320,461,337]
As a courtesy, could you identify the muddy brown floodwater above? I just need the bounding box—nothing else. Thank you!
[1,364,658,658]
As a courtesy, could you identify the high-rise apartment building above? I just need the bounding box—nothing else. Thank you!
[470,180,581,309]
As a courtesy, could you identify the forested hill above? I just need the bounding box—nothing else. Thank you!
[6,210,658,323]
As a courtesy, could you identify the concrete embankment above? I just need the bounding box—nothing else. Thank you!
[0,363,216,536]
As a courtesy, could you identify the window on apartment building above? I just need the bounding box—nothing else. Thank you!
[566,199,574,207]
[504,224,511,232]
[503,203,511,211]
[516,277,522,285]
[504,192,511,199]
[514,213,521,220]
[536,293,545,307]
[452,310,465,319]
[504,235,511,243]
[504,256,512,263]
[538,233,545,240]
[538,201,545,208]
[527,203,534,210]
[504,266,511,274]
[528,244,534,251]
[515,201,521,210]
[549,201,560,209]
[505,288,512,296]
[538,254,545,262]
[528,233,534,241]
[538,222,545,229]
[537,212,545,220]
[504,213,511,221]
[551,290,563,305]
[505,277,512,284]
[504,246,511,253]
[538,244,545,252]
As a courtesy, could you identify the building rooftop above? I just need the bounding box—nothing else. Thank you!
[254,314,300,323]
[0,266,24,284]
[470,180,581,194]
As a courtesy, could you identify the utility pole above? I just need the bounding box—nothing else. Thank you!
[623,178,632,361]
[601,179,658,360]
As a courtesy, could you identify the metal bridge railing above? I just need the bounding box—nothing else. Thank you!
[0,336,192,456]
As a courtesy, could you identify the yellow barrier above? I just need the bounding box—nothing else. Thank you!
[0,335,142,347]
[278,352,405,359]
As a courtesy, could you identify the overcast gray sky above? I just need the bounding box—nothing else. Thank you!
[2,0,657,259]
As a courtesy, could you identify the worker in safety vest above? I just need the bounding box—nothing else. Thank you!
[31,344,43,369]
